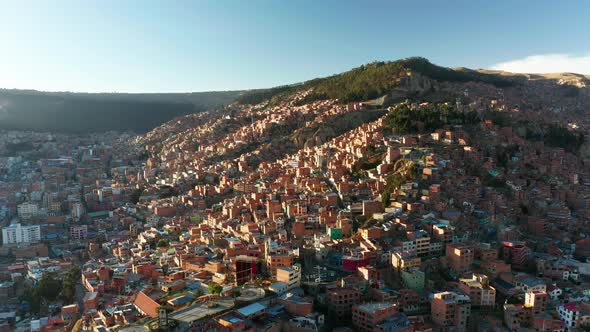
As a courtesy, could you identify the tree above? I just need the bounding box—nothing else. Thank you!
[544,124,585,153]
[130,188,143,204]
[208,282,223,296]
[37,272,62,301]
[157,239,169,248]
[381,188,392,207]
[22,284,41,314]
[225,273,235,286]
[62,279,76,303]
[62,266,81,303]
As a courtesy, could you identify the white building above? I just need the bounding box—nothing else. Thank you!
[71,202,85,221]
[558,303,581,331]
[17,202,39,220]
[2,223,41,244]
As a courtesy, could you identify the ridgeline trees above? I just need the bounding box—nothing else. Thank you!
[236,57,517,105]
[384,102,479,135]
[544,124,585,153]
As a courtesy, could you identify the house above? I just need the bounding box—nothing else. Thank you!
[133,290,161,318]
[61,304,79,325]
[236,302,266,319]
[268,281,289,295]
[547,284,563,301]
[557,302,590,331]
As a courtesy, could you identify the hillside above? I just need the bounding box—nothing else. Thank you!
[136,57,590,186]
[0,89,242,132]
[235,57,524,106]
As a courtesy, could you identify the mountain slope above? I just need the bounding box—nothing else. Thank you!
[137,57,590,171]
[235,57,523,106]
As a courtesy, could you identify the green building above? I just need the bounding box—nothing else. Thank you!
[401,268,425,290]
[328,227,342,240]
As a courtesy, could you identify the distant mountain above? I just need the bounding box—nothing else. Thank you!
[4,57,587,133]
[0,89,243,132]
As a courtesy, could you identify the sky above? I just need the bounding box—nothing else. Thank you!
[0,0,589,93]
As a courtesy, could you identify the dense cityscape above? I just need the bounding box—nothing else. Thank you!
[1,57,590,332]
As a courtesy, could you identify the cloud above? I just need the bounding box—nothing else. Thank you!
[491,53,590,74]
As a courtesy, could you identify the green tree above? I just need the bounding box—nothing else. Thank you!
[62,279,76,303]
[208,282,223,296]
[22,284,41,314]
[157,239,169,248]
[62,266,81,303]
[37,272,62,301]
[130,188,143,204]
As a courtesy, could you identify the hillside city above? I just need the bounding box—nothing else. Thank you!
[2,59,590,332]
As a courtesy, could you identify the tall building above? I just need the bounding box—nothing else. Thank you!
[501,241,530,268]
[234,255,262,285]
[409,230,431,257]
[525,290,547,315]
[458,274,496,307]
[17,202,39,220]
[446,243,474,273]
[327,288,360,320]
[265,239,293,277]
[557,303,582,330]
[72,202,85,221]
[70,225,88,240]
[401,268,425,291]
[431,291,471,331]
[2,223,41,244]
[391,250,421,271]
[276,265,301,291]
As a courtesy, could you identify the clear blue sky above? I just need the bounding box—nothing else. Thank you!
[1,0,588,93]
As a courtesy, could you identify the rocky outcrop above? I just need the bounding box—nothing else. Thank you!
[290,109,386,149]
[388,72,439,101]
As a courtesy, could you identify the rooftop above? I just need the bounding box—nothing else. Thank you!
[356,302,396,313]
[237,302,267,317]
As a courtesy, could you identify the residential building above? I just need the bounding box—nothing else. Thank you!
[401,268,425,291]
[327,287,360,320]
[17,202,39,220]
[458,274,496,308]
[431,291,471,331]
[392,251,421,271]
[70,225,88,240]
[446,243,474,273]
[352,302,398,332]
[2,223,41,244]
[525,290,548,315]
[276,265,301,291]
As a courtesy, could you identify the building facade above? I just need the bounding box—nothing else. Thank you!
[2,223,41,244]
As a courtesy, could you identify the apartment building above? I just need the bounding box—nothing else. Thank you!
[458,274,496,307]
[431,291,471,331]
[352,302,398,332]
[2,223,41,244]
